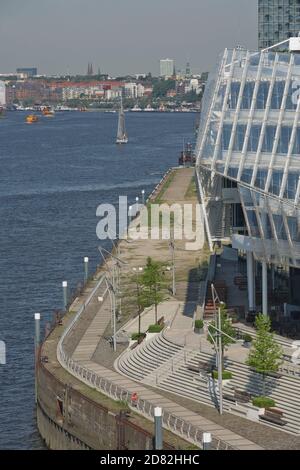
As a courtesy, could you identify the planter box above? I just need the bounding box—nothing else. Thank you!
[194,328,204,335]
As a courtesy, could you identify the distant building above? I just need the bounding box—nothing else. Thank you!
[0,81,6,106]
[258,0,300,49]
[160,59,175,79]
[16,67,37,78]
[124,82,145,99]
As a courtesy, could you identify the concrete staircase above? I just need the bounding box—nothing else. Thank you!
[116,333,300,435]
[115,334,183,382]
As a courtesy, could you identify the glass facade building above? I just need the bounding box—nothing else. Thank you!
[258,0,300,50]
[196,48,300,272]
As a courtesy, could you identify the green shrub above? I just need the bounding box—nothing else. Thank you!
[195,320,204,330]
[148,324,164,333]
[212,370,233,380]
[252,397,275,409]
[131,333,145,341]
[243,334,253,343]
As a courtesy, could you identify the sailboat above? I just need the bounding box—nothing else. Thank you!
[116,97,128,144]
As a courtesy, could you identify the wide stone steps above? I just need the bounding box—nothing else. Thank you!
[116,333,183,382]
[116,332,300,434]
[186,351,300,434]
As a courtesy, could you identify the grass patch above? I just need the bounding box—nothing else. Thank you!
[184,176,197,199]
[252,397,276,409]
[212,370,233,380]
[131,333,145,341]
[148,324,164,333]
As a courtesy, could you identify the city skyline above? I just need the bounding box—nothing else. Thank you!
[0,0,257,76]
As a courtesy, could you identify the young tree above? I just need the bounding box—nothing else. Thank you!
[207,304,236,369]
[246,314,283,396]
[140,257,165,324]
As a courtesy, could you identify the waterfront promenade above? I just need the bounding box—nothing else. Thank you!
[53,167,265,450]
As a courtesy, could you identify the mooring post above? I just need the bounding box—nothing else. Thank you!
[84,257,89,284]
[154,407,163,450]
[62,281,68,310]
[34,313,41,404]
[202,432,212,450]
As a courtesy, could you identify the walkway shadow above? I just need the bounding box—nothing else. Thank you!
[182,267,200,317]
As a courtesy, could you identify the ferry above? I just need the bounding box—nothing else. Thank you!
[26,114,39,124]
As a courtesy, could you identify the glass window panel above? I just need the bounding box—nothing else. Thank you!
[271,81,285,109]
[293,128,300,154]
[287,217,300,242]
[270,171,283,196]
[260,212,273,239]
[273,214,288,240]
[246,210,261,238]
[277,126,292,154]
[227,166,238,179]
[222,124,233,150]
[255,169,268,190]
[284,173,299,200]
[262,126,276,152]
[257,82,270,109]
[247,125,262,152]
[241,168,253,184]
[241,82,255,109]
[234,124,246,151]
[228,82,240,109]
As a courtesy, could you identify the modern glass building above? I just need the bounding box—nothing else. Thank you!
[196,46,300,317]
[259,0,300,50]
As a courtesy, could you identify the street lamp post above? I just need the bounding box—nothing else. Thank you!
[168,237,176,297]
[141,189,145,206]
[133,267,143,336]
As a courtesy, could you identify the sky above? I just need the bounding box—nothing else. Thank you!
[0,0,258,76]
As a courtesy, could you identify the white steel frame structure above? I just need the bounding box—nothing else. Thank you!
[196,45,300,314]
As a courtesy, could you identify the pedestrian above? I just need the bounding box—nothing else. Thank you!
[131,392,138,407]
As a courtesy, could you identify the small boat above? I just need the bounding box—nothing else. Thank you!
[116,97,128,144]
[26,114,39,124]
[42,106,55,117]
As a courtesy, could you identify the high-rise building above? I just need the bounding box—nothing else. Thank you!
[160,59,175,79]
[258,0,300,50]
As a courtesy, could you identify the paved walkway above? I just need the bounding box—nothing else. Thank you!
[71,302,261,450]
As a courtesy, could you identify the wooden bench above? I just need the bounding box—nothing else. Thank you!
[234,390,252,403]
[157,316,165,326]
[187,361,213,374]
[260,409,287,426]
[223,393,236,403]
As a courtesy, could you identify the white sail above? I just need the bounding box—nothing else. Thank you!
[116,97,128,144]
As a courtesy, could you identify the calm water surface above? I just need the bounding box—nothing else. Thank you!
[0,110,195,449]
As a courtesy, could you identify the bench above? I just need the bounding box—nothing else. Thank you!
[157,316,165,326]
[259,410,287,426]
[223,393,236,403]
[234,390,252,403]
[187,361,213,374]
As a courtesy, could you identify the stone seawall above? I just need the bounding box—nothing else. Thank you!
[37,355,172,450]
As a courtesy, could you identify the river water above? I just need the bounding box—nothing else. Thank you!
[0,110,195,449]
